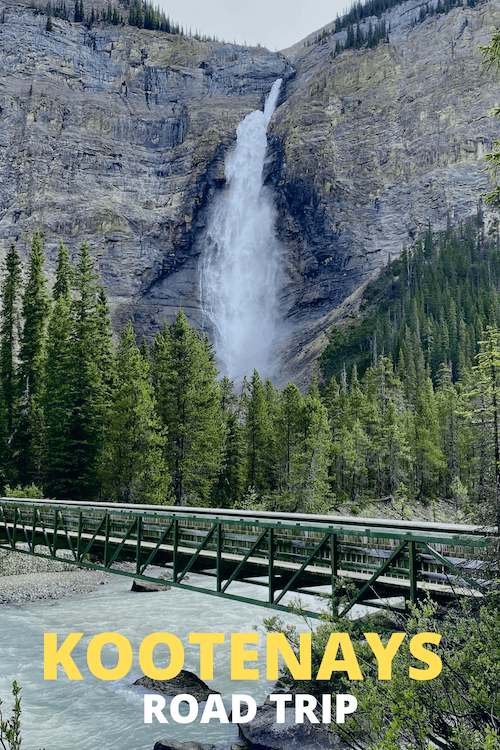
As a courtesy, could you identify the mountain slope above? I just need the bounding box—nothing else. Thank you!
[0,0,498,384]
[270,0,500,383]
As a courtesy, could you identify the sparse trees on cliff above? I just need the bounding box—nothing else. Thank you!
[481,29,500,205]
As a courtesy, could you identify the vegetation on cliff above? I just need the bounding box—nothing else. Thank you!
[320,217,498,387]
[308,0,484,55]
[38,0,222,42]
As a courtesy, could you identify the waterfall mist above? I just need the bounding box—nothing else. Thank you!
[201,79,283,381]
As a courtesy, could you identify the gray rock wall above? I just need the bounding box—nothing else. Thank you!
[0,0,292,334]
[270,0,500,384]
[0,0,498,384]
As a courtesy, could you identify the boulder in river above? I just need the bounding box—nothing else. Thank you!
[153,741,222,750]
[131,570,189,592]
[237,700,346,750]
[131,579,171,592]
[153,741,221,750]
[154,741,244,750]
[134,670,220,701]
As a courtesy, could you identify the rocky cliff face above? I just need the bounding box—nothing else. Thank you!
[0,0,293,330]
[0,0,498,385]
[270,0,500,382]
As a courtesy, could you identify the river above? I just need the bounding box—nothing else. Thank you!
[0,572,326,750]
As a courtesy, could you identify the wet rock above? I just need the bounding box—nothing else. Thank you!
[131,578,171,592]
[131,570,189,591]
[154,741,220,750]
[131,579,171,592]
[237,701,345,750]
[134,670,220,701]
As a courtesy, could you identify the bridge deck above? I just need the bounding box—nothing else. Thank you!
[0,499,494,618]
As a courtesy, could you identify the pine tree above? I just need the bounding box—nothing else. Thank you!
[152,311,223,505]
[14,232,50,485]
[242,370,274,496]
[53,240,73,301]
[0,243,22,447]
[101,321,169,503]
[43,266,74,497]
[275,381,304,495]
[363,357,411,500]
[64,243,111,499]
[215,376,244,508]
[295,376,331,512]
[411,363,445,501]
[469,326,500,539]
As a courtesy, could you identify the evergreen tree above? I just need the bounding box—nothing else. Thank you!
[275,381,304,495]
[64,243,111,499]
[215,376,244,508]
[100,321,169,503]
[43,264,74,497]
[469,326,500,540]
[363,357,411,500]
[152,311,223,505]
[411,358,445,501]
[0,243,22,449]
[242,370,274,496]
[53,240,73,301]
[295,376,330,512]
[14,232,50,485]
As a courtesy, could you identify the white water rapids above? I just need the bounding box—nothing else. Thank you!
[201,79,283,381]
[0,572,375,750]
[0,573,377,750]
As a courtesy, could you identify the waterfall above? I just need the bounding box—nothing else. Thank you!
[201,79,283,381]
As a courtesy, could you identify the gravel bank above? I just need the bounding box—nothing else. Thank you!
[0,546,114,605]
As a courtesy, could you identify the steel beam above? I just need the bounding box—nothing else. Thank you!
[0,498,493,618]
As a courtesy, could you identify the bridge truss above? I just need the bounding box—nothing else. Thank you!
[0,499,494,618]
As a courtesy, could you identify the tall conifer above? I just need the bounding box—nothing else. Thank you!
[65,243,111,499]
[14,232,50,484]
[152,311,222,505]
[43,241,74,497]
[101,321,169,503]
[0,243,22,441]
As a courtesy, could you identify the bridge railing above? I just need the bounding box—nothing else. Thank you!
[0,498,495,618]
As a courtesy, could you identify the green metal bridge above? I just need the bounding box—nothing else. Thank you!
[0,498,494,618]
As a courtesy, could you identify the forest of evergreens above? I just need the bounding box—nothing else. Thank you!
[0,218,499,532]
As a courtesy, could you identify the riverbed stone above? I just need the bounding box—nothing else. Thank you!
[237,701,345,750]
[153,741,220,750]
[131,569,190,591]
[134,670,220,701]
[131,578,171,592]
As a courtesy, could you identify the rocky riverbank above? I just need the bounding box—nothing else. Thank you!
[0,545,114,604]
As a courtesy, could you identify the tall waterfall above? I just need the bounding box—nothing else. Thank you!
[201,79,283,381]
